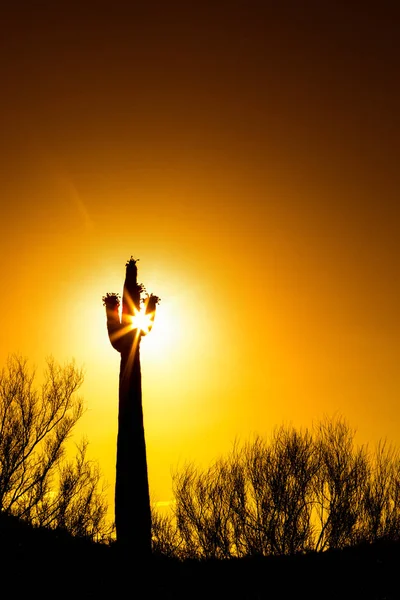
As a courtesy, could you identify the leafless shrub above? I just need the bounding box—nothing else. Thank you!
[245,427,317,556]
[0,355,111,541]
[361,441,400,543]
[155,416,400,559]
[151,505,183,558]
[313,416,369,551]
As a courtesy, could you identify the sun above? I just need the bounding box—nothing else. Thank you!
[129,309,154,335]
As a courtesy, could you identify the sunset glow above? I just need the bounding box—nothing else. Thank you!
[1,2,399,526]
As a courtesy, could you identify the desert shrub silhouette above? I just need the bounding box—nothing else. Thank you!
[0,354,110,542]
[152,416,400,559]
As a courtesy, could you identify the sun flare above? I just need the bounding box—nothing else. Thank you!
[129,309,154,335]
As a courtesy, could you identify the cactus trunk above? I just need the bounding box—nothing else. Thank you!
[116,345,151,553]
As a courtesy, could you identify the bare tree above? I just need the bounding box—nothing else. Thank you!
[156,416,400,559]
[244,427,317,556]
[173,459,237,559]
[172,430,317,559]
[361,441,400,543]
[0,354,110,541]
[313,417,369,551]
[151,505,183,558]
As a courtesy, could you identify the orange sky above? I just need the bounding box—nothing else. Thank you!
[1,2,399,516]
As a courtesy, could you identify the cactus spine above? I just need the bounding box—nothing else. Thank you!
[103,257,160,556]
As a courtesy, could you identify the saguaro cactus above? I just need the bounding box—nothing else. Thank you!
[103,257,160,556]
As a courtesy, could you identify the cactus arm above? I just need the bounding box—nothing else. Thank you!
[102,293,125,352]
[141,293,161,336]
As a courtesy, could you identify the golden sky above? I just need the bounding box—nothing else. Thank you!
[1,2,399,514]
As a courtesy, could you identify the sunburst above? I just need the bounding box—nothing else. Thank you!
[129,308,154,336]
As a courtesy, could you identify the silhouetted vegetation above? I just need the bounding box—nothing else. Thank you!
[0,354,111,541]
[152,417,400,561]
[2,505,399,599]
[0,379,398,599]
[0,351,397,597]
[103,256,160,556]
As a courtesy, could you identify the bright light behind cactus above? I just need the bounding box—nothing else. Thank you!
[129,309,154,335]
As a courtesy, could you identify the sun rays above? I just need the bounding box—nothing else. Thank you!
[129,309,154,336]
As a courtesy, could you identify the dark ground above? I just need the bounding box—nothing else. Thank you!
[1,515,399,599]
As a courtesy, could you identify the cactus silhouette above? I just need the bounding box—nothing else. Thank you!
[103,257,160,556]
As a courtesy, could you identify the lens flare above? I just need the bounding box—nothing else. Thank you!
[130,309,154,335]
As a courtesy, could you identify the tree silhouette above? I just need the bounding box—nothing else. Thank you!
[153,417,400,559]
[0,354,109,541]
[103,257,160,556]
